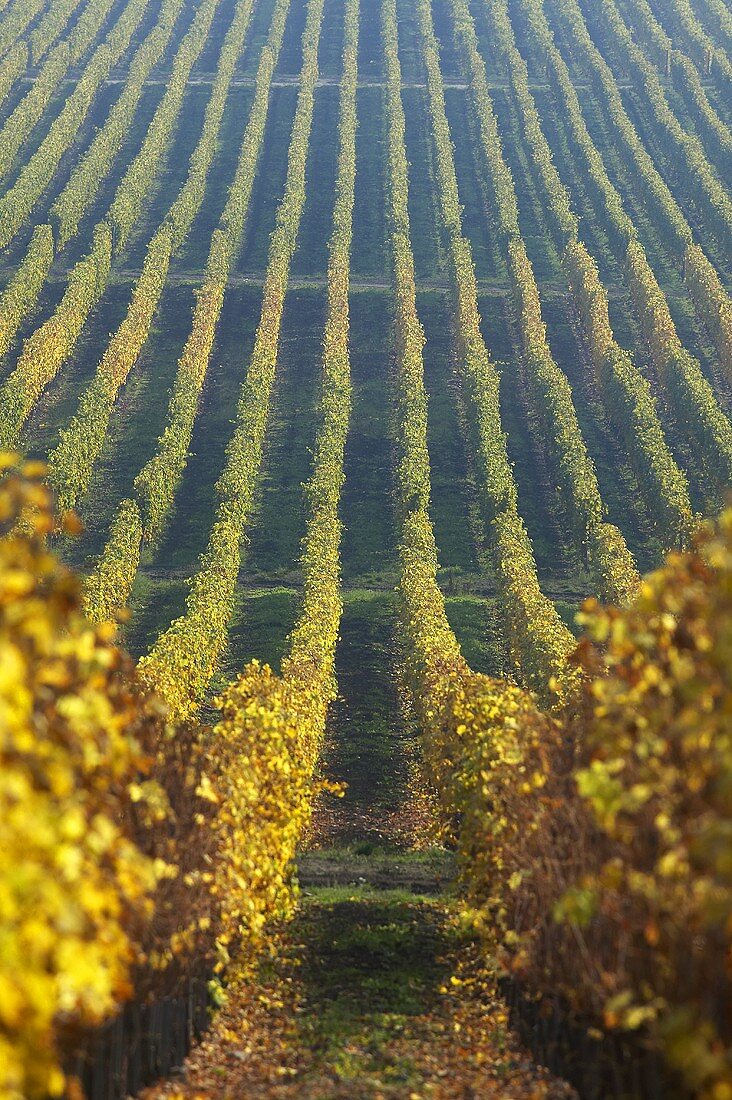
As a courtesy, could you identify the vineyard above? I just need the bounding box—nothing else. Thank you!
[0,0,730,1094]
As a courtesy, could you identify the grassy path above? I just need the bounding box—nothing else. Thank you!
[145,889,575,1099]
[313,590,425,848]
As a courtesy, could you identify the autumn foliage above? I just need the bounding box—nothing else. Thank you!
[0,461,175,1098]
[0,462,331,1098]
[564,514,732,1093]
[429,511,732,1097]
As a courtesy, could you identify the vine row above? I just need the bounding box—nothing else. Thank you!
[449,0,640,596]
[520,0,732,497]
[0,0,120,181]
[29,0,85,66]
[648,0,732,82]
[617,0,732,175]
[107,0,224,252]
[0,0,230,449]
[0,222,53,360]
[0,41,26,112]
[378,12,580,1007]
[684,243,732,382]
[136,0,325,718]
[178,0,362,946]
[689,0,732,54]
[626,239,732,491]
[0,223,112,448]
[49,0,187,249]
[131,0,292,548]
[49,227,173,514]
[48,0,258,513]
[0,0,47,60]
[477,0,691,547]
[577,0,732,249]
[0,0,158,249]
[394,0,575,697]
